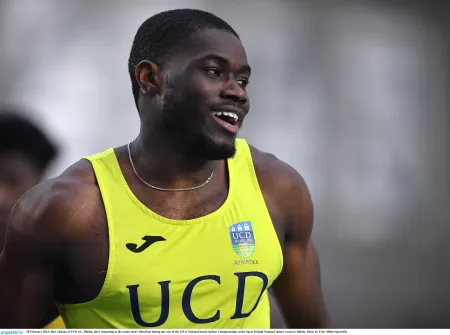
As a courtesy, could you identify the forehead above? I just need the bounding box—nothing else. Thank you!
[176,28,248,65]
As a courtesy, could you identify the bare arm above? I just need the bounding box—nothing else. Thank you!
[0,182,67,327]
[271,168,331,328]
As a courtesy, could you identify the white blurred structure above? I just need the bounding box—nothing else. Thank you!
[0,0,449,328]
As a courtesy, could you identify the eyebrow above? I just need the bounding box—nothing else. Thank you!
[197,54,251,74]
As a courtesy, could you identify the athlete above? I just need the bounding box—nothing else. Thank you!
[0,111,65,328]
[0,9,331,328]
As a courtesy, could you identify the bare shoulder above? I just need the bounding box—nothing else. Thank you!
[0,159,104,327]
[248,145,313,242]
[4,159,101,254]
[249,145,309,197]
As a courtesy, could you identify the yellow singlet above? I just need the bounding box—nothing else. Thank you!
[57,139,283,329]
[44,316,66,329]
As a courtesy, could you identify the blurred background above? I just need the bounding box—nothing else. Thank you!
[0,0,449,329]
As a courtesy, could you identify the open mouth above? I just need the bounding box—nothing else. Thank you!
[211,111,240,134]
[211,111,239,125]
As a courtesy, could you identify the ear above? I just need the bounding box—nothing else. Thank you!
[135,60,163,95]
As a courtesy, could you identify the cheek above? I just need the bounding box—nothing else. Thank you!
[183,72,219,100]
[200,78,223,99]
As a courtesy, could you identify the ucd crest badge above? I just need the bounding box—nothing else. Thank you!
[229,221,255,258]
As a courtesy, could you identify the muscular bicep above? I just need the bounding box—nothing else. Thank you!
[248,146,330,328]
[271,173,331,328]
[272,241,329,328]
[0,250,55,327]
[0,194,60,327]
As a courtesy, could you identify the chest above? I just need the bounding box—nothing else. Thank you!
[59,202,283,329]
[104,214,282,327]
[57,179,286,307]
[111,208,283,285]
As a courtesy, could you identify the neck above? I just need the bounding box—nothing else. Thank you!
[129,131,217,189]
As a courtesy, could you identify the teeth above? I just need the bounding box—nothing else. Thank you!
[212,111,238,121]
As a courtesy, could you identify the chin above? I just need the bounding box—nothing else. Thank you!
[184,133,237,160]
[205,140,237,160]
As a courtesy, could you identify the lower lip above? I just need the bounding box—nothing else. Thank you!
[212,115,239,134]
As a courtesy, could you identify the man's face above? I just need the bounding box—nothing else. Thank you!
[161,28,251,160]
[0,152,41,250]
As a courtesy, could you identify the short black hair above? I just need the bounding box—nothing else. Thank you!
[0,109,58,173]
[128,8,239,108]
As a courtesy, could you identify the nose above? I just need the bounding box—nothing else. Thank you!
[220,79,248,105]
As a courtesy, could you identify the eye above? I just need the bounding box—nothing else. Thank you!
[204,68,221,77]
[236,78,250,88]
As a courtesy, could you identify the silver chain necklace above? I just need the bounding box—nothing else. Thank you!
[127,142,215,192]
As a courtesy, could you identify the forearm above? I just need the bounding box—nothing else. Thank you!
[281,298,332,329]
